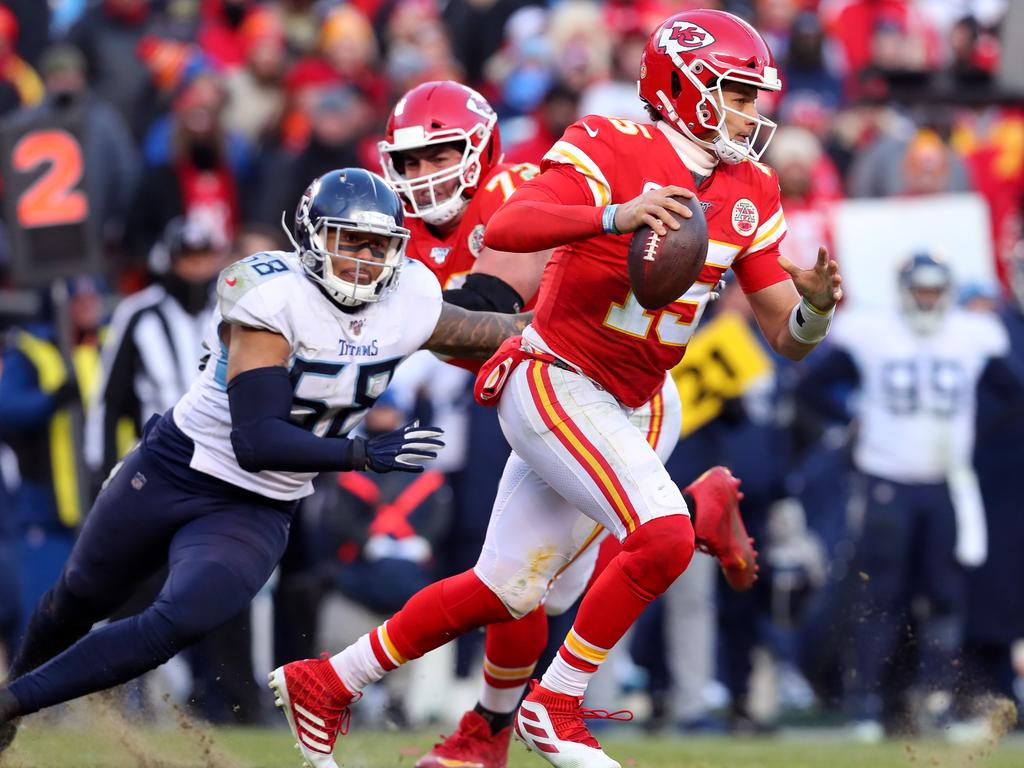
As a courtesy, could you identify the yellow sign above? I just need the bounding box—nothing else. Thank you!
[672,312,773,436]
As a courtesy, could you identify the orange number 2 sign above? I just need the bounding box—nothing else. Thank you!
[13,129,88,228]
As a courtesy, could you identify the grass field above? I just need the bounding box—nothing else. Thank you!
[2,718,1023,768]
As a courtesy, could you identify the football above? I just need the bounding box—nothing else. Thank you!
[627,197,709,310]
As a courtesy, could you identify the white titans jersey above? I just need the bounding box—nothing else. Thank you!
[173,251,443,500]
[832,308,1009,483]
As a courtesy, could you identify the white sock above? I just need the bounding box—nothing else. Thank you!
[329,632,389,693]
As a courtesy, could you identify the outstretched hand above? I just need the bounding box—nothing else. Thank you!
[778,246,843,312]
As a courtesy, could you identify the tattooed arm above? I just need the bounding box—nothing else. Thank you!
[422,303,533,358]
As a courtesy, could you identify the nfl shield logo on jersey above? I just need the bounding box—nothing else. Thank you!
[349,319,364,336]
[731,199,759,236]
[468,224,486,257]
[430,247,451,265]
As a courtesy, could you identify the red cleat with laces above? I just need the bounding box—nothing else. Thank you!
[415,709,511,768]
[686,466,758,591]
[269,658,360,768]
[514,681,631,768]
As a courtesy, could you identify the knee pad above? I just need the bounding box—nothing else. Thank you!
[619,514,695,597]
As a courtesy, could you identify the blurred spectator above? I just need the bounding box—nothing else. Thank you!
[779,11,842,109]
[256,86,371,229]
[0,279,103,636]
[441,0,543,87]
[578,22,648,123]
[66,0,156,136]
[483,6,552,117]
[767,126,841,269]
[0,4,42,117]
[545,1,611,94]
[221,6,287,147]
[85,217,228,482]
[823,0,941,97]
[197,0,257,70]
[848,107,972,198]
[281,5,384,150]
[124,72,242,262]
[504,82,579,165]
[798,254,1024,739]
[382,0,462,98]
[952,106,1024,287]
[21,43,139,247]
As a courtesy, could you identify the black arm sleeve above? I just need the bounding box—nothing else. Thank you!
[442,272,524,314]
[227,366,367,473]
[794,347,860,424]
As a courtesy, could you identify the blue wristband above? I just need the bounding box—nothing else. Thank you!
[602,204,621,235]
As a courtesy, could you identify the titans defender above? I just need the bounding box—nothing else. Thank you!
[0,169,526,750]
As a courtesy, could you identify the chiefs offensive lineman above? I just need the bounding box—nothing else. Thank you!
[269,10,842,764]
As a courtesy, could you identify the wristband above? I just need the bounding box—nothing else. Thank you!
[602,204,621,235]
[788,297,834,344]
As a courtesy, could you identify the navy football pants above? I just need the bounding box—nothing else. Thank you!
[7,444,291,716]
[846,474,966,722]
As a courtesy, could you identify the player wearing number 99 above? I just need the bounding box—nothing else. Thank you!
[797,253,1024,740]
[0,168,528,751]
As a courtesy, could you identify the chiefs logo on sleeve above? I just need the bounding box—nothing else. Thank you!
[658,22,716,53]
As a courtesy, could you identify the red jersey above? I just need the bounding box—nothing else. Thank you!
[533,115,789,407]
[406,161,540,291]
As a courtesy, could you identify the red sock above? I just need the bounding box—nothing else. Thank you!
[480,606,549,712]
[386,569,513,662]
[541,515,694,697]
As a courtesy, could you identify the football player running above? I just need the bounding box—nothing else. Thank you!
[0,169,528,752]
[267,12,842,768]
[379,81,760,768]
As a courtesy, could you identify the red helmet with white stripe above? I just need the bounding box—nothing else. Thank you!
[379,81,502,226]
[638,9,782,164]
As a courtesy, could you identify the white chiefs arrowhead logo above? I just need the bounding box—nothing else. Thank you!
[658,21,716,54]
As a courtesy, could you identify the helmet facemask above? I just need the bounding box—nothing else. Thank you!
[380,121,494,226]
[287,208,410,307]
[654,58,779,165]
[899,259,952,335]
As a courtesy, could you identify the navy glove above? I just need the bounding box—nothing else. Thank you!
[351,420,445,473]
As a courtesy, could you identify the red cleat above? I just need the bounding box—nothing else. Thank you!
[686,466,758,591]
[269,658,360,768]
[514,681,631,768]
[416,709,511,768]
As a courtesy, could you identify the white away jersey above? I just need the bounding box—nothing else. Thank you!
[173,251,443,500]
[832,308,1009,483]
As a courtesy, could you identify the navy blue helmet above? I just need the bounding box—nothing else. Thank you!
[287,168,410,307]
[898,252,952,333]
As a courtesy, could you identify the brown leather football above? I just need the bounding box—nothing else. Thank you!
[627,197,709,310]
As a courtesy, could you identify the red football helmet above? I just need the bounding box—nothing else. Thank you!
[379,81,502,226]
[638,10,782,164]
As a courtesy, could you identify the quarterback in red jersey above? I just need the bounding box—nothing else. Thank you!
[265,12,834,765]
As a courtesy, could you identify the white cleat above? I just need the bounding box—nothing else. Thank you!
[513,682,628,768]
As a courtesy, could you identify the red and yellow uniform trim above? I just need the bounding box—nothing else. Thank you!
[369,622,407,671]
[526,361,639,534]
